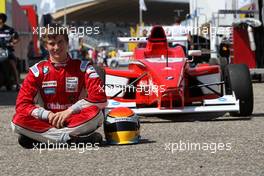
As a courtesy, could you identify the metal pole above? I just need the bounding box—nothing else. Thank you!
[64,0,67,26]
[139,1,143,37]
[195,0,198,35]
[139,3,142,26]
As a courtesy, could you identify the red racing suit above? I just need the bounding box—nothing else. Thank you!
[12,57,107,143]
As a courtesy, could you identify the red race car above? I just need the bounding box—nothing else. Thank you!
[103,26,253,117]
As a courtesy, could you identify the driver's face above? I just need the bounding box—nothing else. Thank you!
[45,35,68,62]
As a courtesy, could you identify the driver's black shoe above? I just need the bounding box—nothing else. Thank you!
[18,135,41,149]
[68,132,103,146]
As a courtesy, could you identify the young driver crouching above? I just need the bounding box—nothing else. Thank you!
[11,24,107,148]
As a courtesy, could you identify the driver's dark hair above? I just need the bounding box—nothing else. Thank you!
[0,13,7,23]
[41,23,69,45]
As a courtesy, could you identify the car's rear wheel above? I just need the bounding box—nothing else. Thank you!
[224,64,253,116]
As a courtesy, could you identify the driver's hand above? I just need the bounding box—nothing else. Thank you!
[48,109,73,128]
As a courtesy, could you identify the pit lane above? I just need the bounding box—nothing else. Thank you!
[0,83,263,176]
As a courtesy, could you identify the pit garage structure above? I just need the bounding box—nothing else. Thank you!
[52,0,189,25]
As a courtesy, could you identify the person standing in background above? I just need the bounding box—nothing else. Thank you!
[0,13,20,90]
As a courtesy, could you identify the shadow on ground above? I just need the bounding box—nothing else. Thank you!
[140,112,253,123]
[99,138,156,147]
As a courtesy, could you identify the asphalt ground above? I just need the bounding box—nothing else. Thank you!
[0,82,263,176]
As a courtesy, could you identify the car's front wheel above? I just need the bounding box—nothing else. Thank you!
[224,64,253,116]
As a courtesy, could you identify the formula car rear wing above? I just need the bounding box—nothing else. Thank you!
[117,36,188,43]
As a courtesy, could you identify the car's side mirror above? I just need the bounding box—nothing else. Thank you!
[188,50,202,57]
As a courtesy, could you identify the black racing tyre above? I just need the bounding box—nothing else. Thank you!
[93,65,106,86]
[224,64,253,116]
[110,60,119,68]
